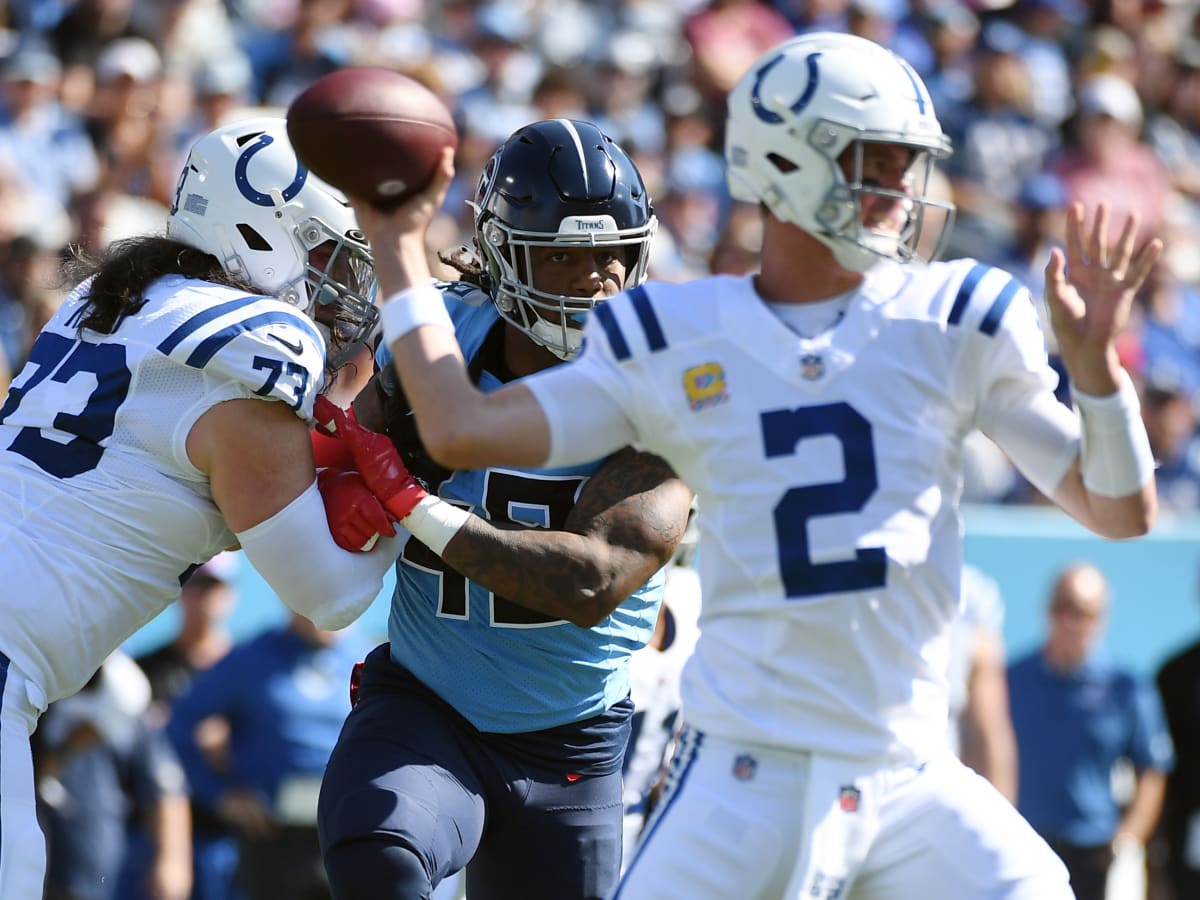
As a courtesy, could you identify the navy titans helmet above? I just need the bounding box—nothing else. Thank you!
[472,118,657,359]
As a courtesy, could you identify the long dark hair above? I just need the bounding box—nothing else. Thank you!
[63,236,259,334]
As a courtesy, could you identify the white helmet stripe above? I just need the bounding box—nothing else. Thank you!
[554,118,589,192]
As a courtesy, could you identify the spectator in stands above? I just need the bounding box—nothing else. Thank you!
[243,0,359,109]
[154,51,255,212]
[136,553,241,900]
[0,229,69,373]
[943,21,1058,263]
[947,564,1018,803]
[48,0,155,113]
[1049,73,1172,253]
[1139,370,1200,512]
[137,553,239,716]
[993,171,1069,301]
[166,612,372,900]
[1145,36,1200,230]
[1009,563,1175,900]
[0,44,100,217]
[1010,0,1082,130]
[682,0,793,105]
[1135,244,1200,404]
[84,37,165,202]
[35,651,191,900]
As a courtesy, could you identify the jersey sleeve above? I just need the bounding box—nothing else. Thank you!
[156,295,326,420]
[524,296,646,469]
[957,267,1081,499]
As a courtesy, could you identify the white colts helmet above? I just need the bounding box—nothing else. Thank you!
[166,116,378,368]
[725,32,955,272]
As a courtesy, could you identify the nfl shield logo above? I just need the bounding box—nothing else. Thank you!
[800,353,824,381]
[732,754,758,781]
[838,785,860,813]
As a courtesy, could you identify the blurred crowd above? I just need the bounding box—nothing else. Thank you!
[0,0,1195,513]
[1,0,1199,509]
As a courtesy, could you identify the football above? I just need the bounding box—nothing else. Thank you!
[286,67,458,209]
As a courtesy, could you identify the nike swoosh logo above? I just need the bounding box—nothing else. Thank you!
[268,333,304,355]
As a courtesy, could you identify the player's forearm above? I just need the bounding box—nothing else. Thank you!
[436,453,689,626]
[441,522,634,627]
[1117,769,1167,844]
[149,795,193,899]
[1053,463,1156,539]
[963,719,1018,804]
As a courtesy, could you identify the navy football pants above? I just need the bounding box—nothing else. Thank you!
[318,646,623,900]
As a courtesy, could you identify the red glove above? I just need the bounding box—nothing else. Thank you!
[311,413,356,470]
[316,467,397,552]
[313,395,429,521]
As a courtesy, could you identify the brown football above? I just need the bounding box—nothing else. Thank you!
[286,67,457,209]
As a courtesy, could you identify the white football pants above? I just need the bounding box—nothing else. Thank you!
[615,728,1073,900]
[0,656,49,900]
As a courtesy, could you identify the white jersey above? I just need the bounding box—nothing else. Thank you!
[0,275,324,709]
[530,259,1080,764]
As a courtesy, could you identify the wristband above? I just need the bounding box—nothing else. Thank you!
[1072,371,1156,498]
[402,494,471,556]
[379,282,454,346]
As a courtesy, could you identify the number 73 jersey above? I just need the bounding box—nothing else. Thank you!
[0,274,325,707]
[555,259,1081,763]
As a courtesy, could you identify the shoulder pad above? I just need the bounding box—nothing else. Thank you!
[942,260,1028,337]
[156,293,325,415]
[589,283,669,362]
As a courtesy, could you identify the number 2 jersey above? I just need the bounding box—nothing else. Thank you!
[0,274,324,709]
[381,284,665,734]
[527,258,1082,764]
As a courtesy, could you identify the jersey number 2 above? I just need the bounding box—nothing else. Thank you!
[762,402,886,598]
[0,332,130,477]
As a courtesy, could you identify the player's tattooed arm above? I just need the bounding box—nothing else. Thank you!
[439,448,692,627]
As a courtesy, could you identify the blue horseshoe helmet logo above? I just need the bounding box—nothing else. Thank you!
[234,133,307,206]
[751,51,822,125]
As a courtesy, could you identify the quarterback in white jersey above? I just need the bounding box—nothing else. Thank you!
[343,32,1160,900]
[0,117,401,898]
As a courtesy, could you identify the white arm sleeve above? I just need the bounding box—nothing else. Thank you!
[523,360,638,468]
[979,378,1081,500]
[235,481,403,630]
[964,277,1081,499]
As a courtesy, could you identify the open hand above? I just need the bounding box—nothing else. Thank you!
[1044,202,1161,393]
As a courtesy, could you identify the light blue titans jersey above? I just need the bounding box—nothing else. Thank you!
[379,283,664,733]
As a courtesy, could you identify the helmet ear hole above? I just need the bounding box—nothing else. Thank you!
[236,224,272,251]
[767,153,799,174]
